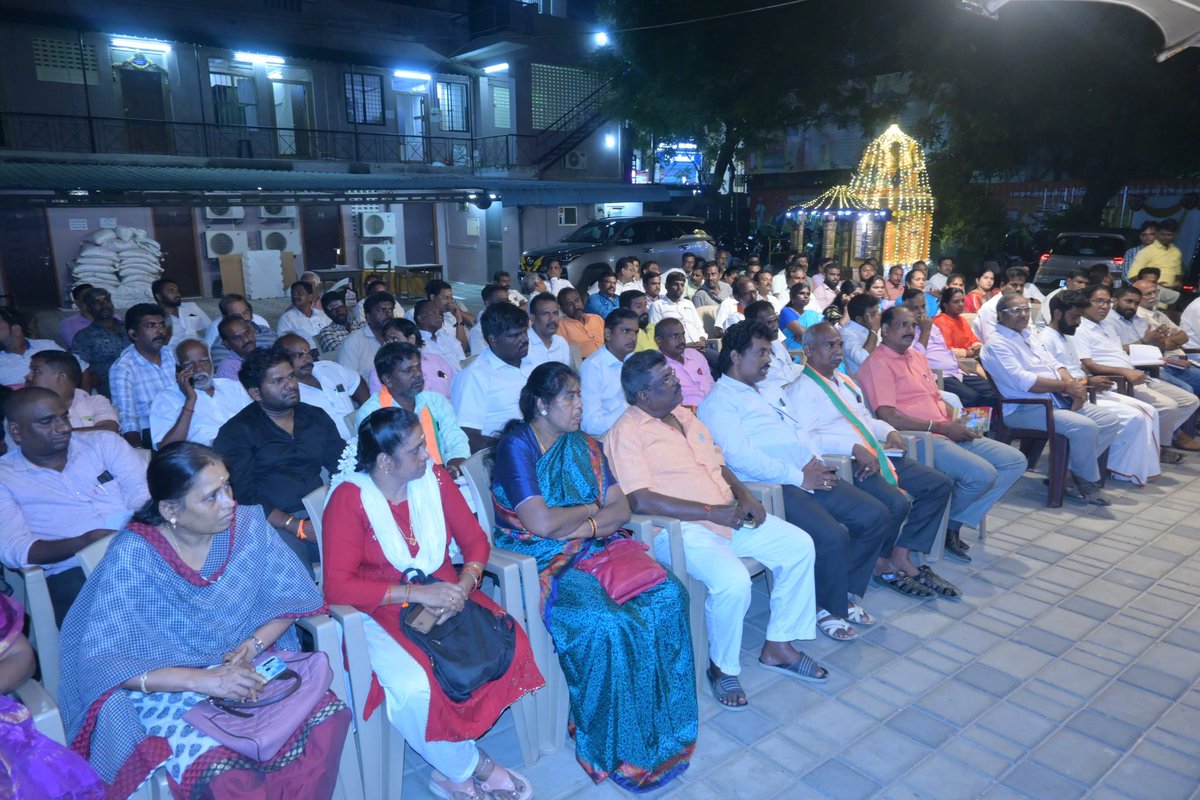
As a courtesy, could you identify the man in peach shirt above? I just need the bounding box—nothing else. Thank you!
[555,288,605,358]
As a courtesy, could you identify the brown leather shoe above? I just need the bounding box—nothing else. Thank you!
[1172,433,1200,451]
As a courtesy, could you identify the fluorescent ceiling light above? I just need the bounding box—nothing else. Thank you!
[483,62,509,74]
[394,69,432,80]
[111,37,172,53]
[235,52,285,65]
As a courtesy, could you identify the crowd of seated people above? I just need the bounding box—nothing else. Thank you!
[7,253,1200,798]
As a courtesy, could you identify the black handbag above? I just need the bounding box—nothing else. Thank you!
[401,568,517,702]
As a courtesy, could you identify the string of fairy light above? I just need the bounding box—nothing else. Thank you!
[848,124,935,267]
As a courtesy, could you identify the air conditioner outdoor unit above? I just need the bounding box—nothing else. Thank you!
[361,243,396,268]
[205,204,245,220]
[205,230,249,258]
[259,204,297,219]
[564,151,588,170]
[262,229,301,253]
[359,211,397,238]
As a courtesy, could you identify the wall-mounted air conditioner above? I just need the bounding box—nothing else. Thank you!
[205,204,245,220]
[563,151,588,170]
[204,230,249,258]
[262,229,301,253]
[259,204,297,219]
[358,211,397,238]
[361,243,396,267]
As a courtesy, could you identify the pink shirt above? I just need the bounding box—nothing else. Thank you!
[857,344,951,424]
[665,348,715,408]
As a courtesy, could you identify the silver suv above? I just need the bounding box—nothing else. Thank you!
[520,216,716,291]
[1035,232,1130,290]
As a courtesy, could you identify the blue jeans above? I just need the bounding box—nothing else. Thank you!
[930,436,1026,528]
[1161,364,1200,396]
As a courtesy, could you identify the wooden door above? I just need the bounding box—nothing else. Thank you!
[300,206,343,270]
[120,68,169,154]
[0,209,56,308]
[403,203,436,264]
[151,207,201,296]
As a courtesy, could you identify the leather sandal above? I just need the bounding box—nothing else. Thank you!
[816,611,857,641]
[429,771,488,800]
[473,748,534,800]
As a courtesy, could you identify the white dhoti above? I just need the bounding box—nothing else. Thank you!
[1096,391,1161,486]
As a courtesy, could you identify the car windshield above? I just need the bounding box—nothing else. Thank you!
[1053,235,1127,258]
[561,219,622,244]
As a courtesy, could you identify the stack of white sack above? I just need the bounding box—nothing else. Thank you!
[70,226,165,307]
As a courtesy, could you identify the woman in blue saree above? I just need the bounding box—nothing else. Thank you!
[490,362,697,792]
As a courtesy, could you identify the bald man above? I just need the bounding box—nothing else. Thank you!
[0,387,149,621]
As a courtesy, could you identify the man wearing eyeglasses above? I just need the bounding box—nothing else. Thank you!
[980,292,1119,505]
[275,333,368,440]
[1074,283,1200,453]
[857,306,1026,554]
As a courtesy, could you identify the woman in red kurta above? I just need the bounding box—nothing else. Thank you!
[322,407,543,800]
[932,287,984,358]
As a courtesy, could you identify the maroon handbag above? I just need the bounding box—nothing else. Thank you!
[183,650,332,762]
[577,536,668,604]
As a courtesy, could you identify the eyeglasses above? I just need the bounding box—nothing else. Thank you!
[999,306,1031,315]
[1091,298,1113,307]
[642,371,680,393]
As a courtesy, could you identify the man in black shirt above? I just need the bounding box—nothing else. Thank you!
[213,349,343,569]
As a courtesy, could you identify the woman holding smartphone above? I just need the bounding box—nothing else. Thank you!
[322,407,543,800]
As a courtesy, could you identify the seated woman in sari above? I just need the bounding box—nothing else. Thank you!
[491,362,697,792]
[0,593,105,798]
[58,442,351,800]
[323,407,543,800]
[779,282,823,351]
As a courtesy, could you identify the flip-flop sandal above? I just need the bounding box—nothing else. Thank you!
[1161,450,1185,464]
[872,570,935,599]
[707,671,750,711]
[758,651,829,683]
[915,565,962,598]
[472,749,535,800]
[429,771,488,800]
[845,599,875,626]
[816,612,858,641]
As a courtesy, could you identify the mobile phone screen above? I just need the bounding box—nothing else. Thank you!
[255,656,287,682]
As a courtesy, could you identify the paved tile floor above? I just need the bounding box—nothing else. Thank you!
[401,456,1200,799]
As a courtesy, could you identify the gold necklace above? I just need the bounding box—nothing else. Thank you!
[530,422,558,454]
[383,491,419,547]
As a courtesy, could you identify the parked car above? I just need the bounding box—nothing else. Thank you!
[520,216,716,292]
[1034,231,1131,290]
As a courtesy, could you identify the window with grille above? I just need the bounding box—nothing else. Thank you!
[209,66,258,127]
[436,81,468,132]
[33,37,98,84]
[492,85,511,129]
[345,72,384,126]
[531,64,603,129]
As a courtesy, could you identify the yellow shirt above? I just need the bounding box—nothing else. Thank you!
[634,324,658,352]
[1130,241,1183,285]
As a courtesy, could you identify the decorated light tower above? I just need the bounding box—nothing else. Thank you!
[849,124,934,267]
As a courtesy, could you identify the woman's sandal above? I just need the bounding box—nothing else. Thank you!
[846,599,875,626]
[816,611,857,641]
[758,651,829,683]
[707,669,750,711]
[429,771,488,800]
[472,749,534,800]
[913,565,962,598]
[872,570,935,599]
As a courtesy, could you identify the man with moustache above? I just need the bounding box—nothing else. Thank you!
[152,278,211,348]
[526,292,571,367]
[857,306,1026,555]
[555,287,606,358]
[204,294,275,366]
[580,308,640,438]
[71,288,129,396]
[214,349,343,566]
[450,302,535,452]
[620,290,657,352]
[339,291,398,379]
[214,315,262,380]
[23,351,117,434]
[655,317,714,409]
[275,333,367,440]
[108,304,175,448]
[1110,283,1200,397]
[149,339,249,448]
[315,290,361,354]
[743,300,801,390]
[649,271,708,346]
[692,260,732,308]
[277,280,332,349]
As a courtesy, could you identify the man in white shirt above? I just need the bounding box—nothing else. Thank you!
[1038,289,1162,481]
[743,302,801,390]
[1112,282,1200,397]
[338,292,395,380]
[276,281,332,348]
[0,307,79,387]
[840,295,881,377]
[613,257,643,295]
[1074,283,1200,451]
[1135,280,1200,395]
[974,266,1034,343]
[493,270,528,310]
[698,321,955,630]
[150,339,250,447]
[754,270,784,312]
[277,333,367,440]
[0,388,149,621]
[526,292,571,367]
[23,351,117,434]
[153,278,211,348]
[544,259,574,297]
[451,303,535,452]
[926,257,955,294]
[416,298,467,369]
[714,277,757,337]
[1181,295,1200,349]
[469,284,511,356]
[648,271,707,346]
[980,292,1118,503]
[580,308,638,438]
[350,279,406,327]
[1035,270,1090,328]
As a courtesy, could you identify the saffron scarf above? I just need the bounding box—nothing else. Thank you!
[378,386,443,464]
[801,365,898,485]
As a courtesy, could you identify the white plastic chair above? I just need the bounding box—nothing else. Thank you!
[6,566,61,701]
